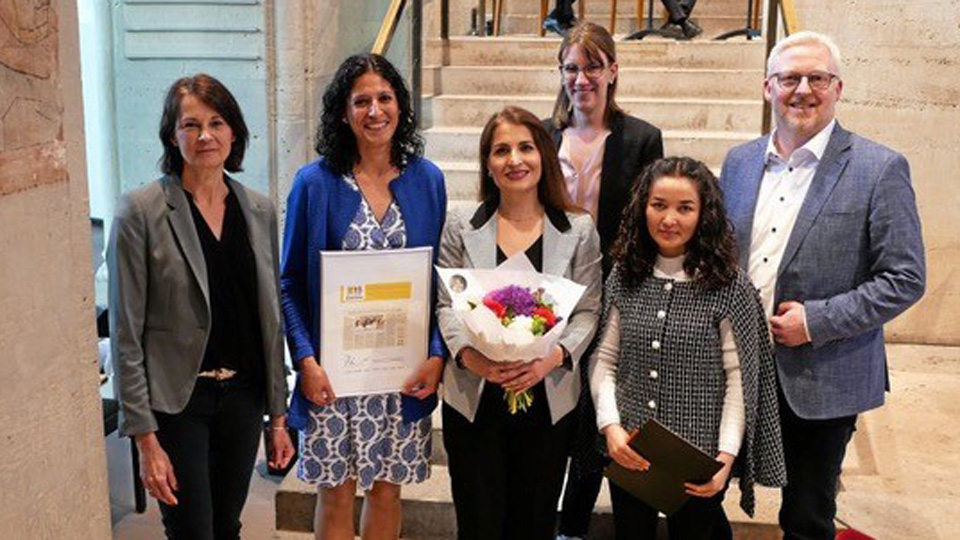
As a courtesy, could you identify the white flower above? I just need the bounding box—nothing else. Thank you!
[507,315,533,333]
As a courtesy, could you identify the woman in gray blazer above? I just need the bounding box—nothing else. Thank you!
[436,106,602,540]
[108,74,293,539]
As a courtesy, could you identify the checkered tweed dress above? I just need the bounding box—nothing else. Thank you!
[602,266,786,516]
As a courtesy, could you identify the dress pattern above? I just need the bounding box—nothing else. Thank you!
[298,173,432,489]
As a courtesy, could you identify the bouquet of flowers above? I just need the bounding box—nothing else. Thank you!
[437,255,586,413]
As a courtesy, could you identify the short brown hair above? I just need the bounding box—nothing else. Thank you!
[550,22,623,130]
[158,73,249,176]
[478,106,574,213]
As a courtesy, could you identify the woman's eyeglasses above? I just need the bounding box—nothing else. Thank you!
[560,63,606,80]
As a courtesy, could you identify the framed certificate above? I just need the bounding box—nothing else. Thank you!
[319,247,432,396]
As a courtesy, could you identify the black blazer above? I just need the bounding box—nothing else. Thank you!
[544,112,663,276]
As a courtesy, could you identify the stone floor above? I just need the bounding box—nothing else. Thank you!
[110,344,960,539]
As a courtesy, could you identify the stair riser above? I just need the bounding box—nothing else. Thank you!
[429,97,762,132]
[503,0,756,17]
[430,39,766,70]
[435,67,763,100]
[425,131,742,169]
[502,14,752,37]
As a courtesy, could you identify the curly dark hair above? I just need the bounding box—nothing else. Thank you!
[314,53,423,175]
[158,73,248,176]
[610,156,738,291]
[478,106,574,213]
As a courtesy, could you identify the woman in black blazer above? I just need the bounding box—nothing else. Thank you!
[543,22,664,540]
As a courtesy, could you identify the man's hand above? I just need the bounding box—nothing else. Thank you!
[770,301,811,347]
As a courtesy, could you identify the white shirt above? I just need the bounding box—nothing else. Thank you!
[589,255,746,456]
[750,120,836,320]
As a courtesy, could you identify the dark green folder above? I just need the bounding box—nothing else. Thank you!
[603,419,723,516]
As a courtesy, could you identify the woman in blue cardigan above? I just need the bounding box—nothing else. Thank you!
[281,54,447,539]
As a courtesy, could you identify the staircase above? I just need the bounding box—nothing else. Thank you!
[275,2,774,537]
[421,0,766,203]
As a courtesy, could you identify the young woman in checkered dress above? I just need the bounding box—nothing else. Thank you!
[590,157,785,539]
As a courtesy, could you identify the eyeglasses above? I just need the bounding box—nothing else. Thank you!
[560,63,606,80]
[769,71,839,91]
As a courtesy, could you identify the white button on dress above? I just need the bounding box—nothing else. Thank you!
[657,310,666,319]
[651,340,661,350]
[650,370,658,379]
[648,400,657,409]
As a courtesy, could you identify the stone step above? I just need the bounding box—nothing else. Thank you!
[424,126,753,169]
[426,94,762,133]
[503,0,753,17]
[427,36,765,70]
[276,460,781,538]
[500,13,749,37]
[432,65,763,101]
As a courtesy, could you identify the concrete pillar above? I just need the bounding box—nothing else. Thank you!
[0,0,111,536]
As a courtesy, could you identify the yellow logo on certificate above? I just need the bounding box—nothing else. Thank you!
[340,282,412,303]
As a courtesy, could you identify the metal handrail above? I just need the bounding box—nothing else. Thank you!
[371,0,424,127]
[762,0,800,133]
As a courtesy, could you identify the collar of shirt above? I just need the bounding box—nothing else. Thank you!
[765,119,836,168]
[652,253,693,282]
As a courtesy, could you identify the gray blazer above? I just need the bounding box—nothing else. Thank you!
[437,201,602,424]
[108,175,287,436]
[720,123,925,419]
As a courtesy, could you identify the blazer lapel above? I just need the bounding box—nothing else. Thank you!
[543,209,576,276]
[162,175,209,307]
[777,125,852,277]
[729,137,768,270]
[463,201,498,269]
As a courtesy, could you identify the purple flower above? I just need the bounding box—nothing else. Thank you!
[484,285,537,317]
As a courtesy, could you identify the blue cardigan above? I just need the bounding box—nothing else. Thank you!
[281,156,448,429]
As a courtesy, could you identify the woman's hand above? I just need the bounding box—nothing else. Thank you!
[604,424,650,472]
[300,357,336,406]
[500,345,564,394]
[135,432,179,506]
[267,417,296,470]
[685,452,736,498]
[401,356,444,399]
[460,347,523,384]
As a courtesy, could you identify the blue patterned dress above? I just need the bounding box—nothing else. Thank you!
[298,174,432,489]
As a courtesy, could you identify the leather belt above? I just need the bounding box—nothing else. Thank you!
[196,368,237,381]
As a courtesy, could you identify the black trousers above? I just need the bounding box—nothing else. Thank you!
[778,389,857,540]
[662,0,698,22]
[558,363,605,537]
[610,481,732,540]
[154,378,265,540]
[443,382,575,540]
[548,0,577,23]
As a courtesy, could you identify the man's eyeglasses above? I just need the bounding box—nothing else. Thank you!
[770,71,839,91]
[560,63,606,80]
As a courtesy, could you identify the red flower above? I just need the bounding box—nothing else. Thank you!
[484,298,507,318]
[532,306,557,328]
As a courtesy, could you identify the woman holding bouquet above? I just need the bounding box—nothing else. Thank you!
[544,23,663,539]
[436,106,602,540]
[591,157,785,539]
[280,54,447,539]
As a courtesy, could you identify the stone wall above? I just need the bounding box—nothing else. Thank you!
[0,0,111,537]
[791,1,960,344]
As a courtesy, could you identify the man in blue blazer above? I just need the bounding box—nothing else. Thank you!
[719,31,925,539]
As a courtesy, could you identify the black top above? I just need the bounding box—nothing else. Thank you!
[186,184,265,384]
[496,235,543,271]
